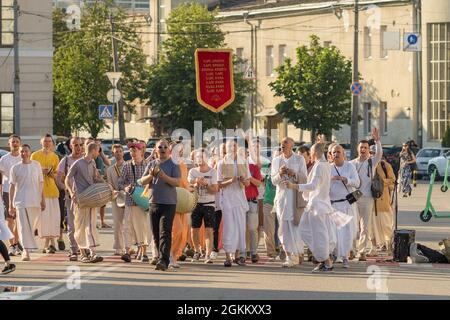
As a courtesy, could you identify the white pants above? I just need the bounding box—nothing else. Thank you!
[356,197,375,254]
[38,198,61,239]
[277,216,305,255]
[74,206,100,249]
[125,206,152,246]
[300,210,337,262]
[222,206,246,254]
[333,202,358,258]
[111,201,126,251]
[17,207,39,250]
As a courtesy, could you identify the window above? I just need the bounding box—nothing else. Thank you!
[0,92,14,135]
[364,27,372,58]
[266,45,274,76]
[278,44,287,65]
[1,0,14,47]
[428,23,450,140]
[236,47,245,73]
[323,41,332,48]
[380,101,388,134]
[416,149,441,158]
[380,25,388,58]
[364,102,372,134]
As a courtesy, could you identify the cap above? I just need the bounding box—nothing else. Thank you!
[127,142,145,150]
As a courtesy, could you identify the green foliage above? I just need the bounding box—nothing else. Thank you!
[146,3,252,133]
[269,35,352,141]
[442,127,450,148]
[53,1,150,138]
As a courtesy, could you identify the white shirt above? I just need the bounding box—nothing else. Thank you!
[10,161,43,209]
[217,160,250,211]
[297,159,333,214]
[329,161,360,202]
[271,153,307,221]
[0,153,21,193]
[188,167,217,206]
[350,140,382,198]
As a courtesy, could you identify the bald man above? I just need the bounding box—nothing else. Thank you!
[57,137,84,261]
[271,137,307,267]
[284,143,350,273]
[330,144,360,268]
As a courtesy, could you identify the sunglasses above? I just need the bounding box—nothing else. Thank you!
[158,145,168,149]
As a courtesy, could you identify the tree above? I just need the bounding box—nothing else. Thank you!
[53,1,150,139]
[269,35,352,142]
[146,3,252,134]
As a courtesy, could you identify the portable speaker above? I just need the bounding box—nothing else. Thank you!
[393,229,416,262]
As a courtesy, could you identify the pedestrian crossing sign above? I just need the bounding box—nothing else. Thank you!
[99,105,113,119]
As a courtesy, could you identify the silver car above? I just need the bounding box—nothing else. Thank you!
[427,149,450,179]
[415,147,450,176]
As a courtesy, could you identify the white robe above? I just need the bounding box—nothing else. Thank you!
[217,160,250,254]
[329,162,360,258]
[299,160,349,262]
[271,153,307,254]
[0,201,13,241]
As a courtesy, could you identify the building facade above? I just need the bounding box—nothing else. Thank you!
[0,0,53,148]
[215,0,450,147]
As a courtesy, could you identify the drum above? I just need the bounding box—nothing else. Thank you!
[393,229,415,262]
[78,183,114,209]
[116,191,126,208]
[129,186,149,211]
[128,186,198,213]
[176,188,198,214]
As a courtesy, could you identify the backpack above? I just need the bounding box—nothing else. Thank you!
[369,158,384,199]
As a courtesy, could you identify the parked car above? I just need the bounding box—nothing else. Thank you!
[0,149,8,158]
[416,147,450,177]
[427,149,450,179]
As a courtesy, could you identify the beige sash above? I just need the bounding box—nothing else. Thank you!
[293,171,308,226]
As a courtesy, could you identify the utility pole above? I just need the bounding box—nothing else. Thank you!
[350,0,359,159]
[244,15,255,131]
[13,0,20,135]
[413,0,422,148]
[109,11,126,143]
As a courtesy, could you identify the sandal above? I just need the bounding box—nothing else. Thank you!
[81,256,91,263]
[101,223,112,229]
[224,260,232,267]
[69,254,78,262]
[90,254,103,263]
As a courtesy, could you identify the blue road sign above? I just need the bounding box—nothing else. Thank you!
[351,82,363,95]
[407,34,418,45]
[99,105,113,119]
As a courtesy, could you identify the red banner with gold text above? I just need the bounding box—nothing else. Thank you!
[195,49,235,113]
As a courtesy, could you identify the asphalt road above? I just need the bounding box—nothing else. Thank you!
[0,181,449,300]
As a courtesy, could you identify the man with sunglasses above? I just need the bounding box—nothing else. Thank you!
[350,128,382,261]
[139,140,180,271]
[56,137,83,261]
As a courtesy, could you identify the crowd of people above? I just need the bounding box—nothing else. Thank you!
[0,127,402,274]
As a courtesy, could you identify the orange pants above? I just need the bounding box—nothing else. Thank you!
[171,213,189,259]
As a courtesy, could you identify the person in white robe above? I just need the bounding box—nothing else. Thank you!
[329,144,360,268]
[271,137,307,267]
[284,143,352,273]
[217,140,250,267]
[9,144,45,261]
[349,128,382,261]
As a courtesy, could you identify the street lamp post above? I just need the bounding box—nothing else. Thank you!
[106,72,122,145]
